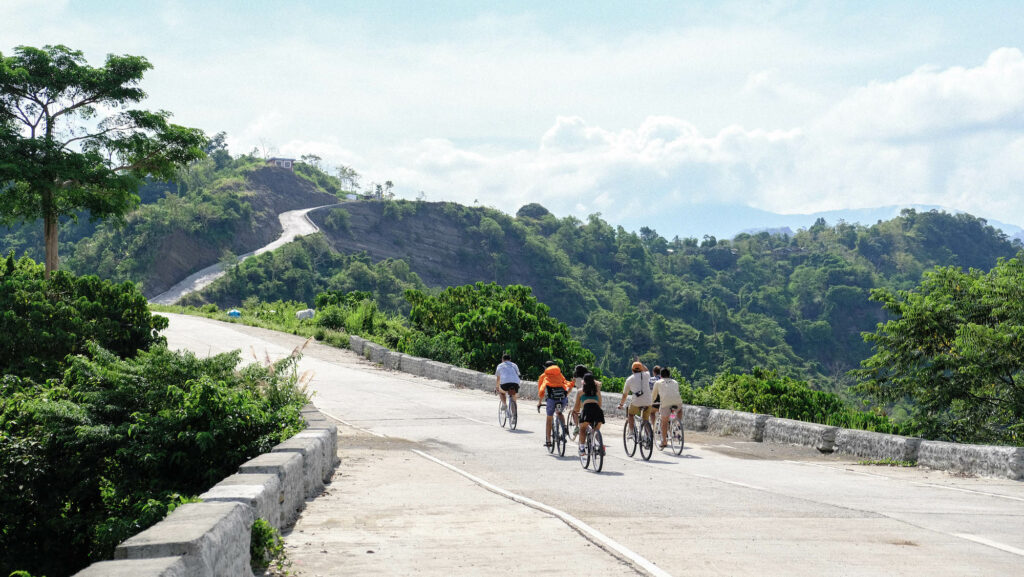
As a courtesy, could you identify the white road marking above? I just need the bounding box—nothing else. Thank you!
[412,449,673,577]
[321,407,669,576]
[953,533,1024,557]
[784,460,893,479]
[912,482,1024,503]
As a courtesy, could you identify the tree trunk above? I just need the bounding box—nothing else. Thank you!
[44,213,59,278]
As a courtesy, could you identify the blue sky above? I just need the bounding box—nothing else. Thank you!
[5,1,1024,238]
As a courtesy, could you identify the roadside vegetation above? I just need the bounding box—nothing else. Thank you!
[0,44,310,577]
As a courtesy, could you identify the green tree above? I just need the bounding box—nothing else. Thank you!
[0,44,206,276]
[403,282,595,378]
[854,258,1024,445]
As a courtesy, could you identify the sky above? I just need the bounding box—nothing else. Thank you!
[4,1,1024,239]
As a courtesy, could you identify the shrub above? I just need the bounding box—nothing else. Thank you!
[0,254,168,381]
[0,344,309,577]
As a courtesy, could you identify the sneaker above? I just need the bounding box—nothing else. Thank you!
[578,444,586,455]
[544,440,552,447]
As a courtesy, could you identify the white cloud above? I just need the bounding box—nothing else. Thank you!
[342,47,1024,236]
[818,47,1024,141]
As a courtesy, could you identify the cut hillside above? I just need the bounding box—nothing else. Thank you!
[142,167,339,296]
[309,201,577,318]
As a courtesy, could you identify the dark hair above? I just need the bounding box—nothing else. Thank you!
[544,360,556,367]
[502,353,511,361]
[573,364,589,378]
[660,367,671,379]
[582,373,598,396]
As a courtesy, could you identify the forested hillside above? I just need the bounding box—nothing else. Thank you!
[1,150,339,297]
[185,195,1022,389]
[3,150,1019,389]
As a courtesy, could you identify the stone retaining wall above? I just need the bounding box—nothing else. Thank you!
[72,406,339,577]
[351,336,1023,481]
[763,418,839,453]
[918,440,1024,480]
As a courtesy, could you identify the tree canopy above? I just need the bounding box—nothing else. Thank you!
[0,44,205,275]
[855,257,1024,444]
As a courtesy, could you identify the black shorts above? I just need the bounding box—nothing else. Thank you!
[499,382,520,394]
[581,403,605,425]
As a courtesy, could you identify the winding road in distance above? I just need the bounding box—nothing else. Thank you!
[149,203,337,305]
[161,313,1024,577]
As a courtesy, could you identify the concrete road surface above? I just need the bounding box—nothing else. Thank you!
[161,313,1024,577]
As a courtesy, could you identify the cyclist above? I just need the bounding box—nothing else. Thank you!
[495,353,521,409]
[572,364,601,391]
[651,367,684,449]
[617,361,653,437]
[572,373,605,455]
[649,365,662,430]
[537,361,573,447]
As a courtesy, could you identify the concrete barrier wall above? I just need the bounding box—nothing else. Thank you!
[237,451,304,528]
[423,360,452,382]
[112,501,255,577]
[706,409,771,441]
[763,418,839,453]
[834,429,921,462]
[682,405,711,431]
[918,441,1024,480]
[74,407,340,577]
[449,367,477,388]
[400,354,427,376]
[348,335,365,356]
[382,351,403,371]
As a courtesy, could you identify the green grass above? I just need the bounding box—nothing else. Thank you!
[857,458,918,467]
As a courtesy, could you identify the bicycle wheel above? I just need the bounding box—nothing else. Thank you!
[578,427,590,469]
[509,398,518,431]
[567,411,579,442]
[498,398,508,428]
[623,417,638,457]
[592,430,604,472]
[639,420,654,461]
[555,415,567,456]
[670,416,684,455]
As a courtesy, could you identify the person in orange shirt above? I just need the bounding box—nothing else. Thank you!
[536,361,573,447]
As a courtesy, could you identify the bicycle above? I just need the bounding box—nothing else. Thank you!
[538,395,569,456]
[567,409,580,442]
[622,406,654,461]
[578,425,604,472]
[654,405,684,455]
[498,395,518,430]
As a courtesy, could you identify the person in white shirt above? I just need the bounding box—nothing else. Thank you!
[617,361,653,436]
[651,367,684,449]
[494,353,521,410]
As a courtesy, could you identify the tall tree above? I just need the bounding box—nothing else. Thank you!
[854,259,1024,445]
[0,44,206,276]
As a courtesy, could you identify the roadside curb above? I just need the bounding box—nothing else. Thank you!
[72,406,338,577]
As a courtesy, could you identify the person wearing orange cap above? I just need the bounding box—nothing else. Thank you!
[537,361,573,447]
[618,360,653,438]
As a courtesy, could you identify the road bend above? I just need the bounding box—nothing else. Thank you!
[150,204,337,305]
[161,313,1024,577]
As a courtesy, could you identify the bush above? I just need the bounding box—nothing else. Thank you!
[0,344,309,577]
[692,368,906,434]
[0,254,168,381]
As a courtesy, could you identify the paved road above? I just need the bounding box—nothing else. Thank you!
[150,204,336,305]
[161,314,1024,577]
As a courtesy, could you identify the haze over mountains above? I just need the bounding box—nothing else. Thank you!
[653,202,1024,242]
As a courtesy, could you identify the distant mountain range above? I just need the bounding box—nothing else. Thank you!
[657,203,1024,242]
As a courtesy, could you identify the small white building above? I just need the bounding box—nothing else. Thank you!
[266,157,295,170]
